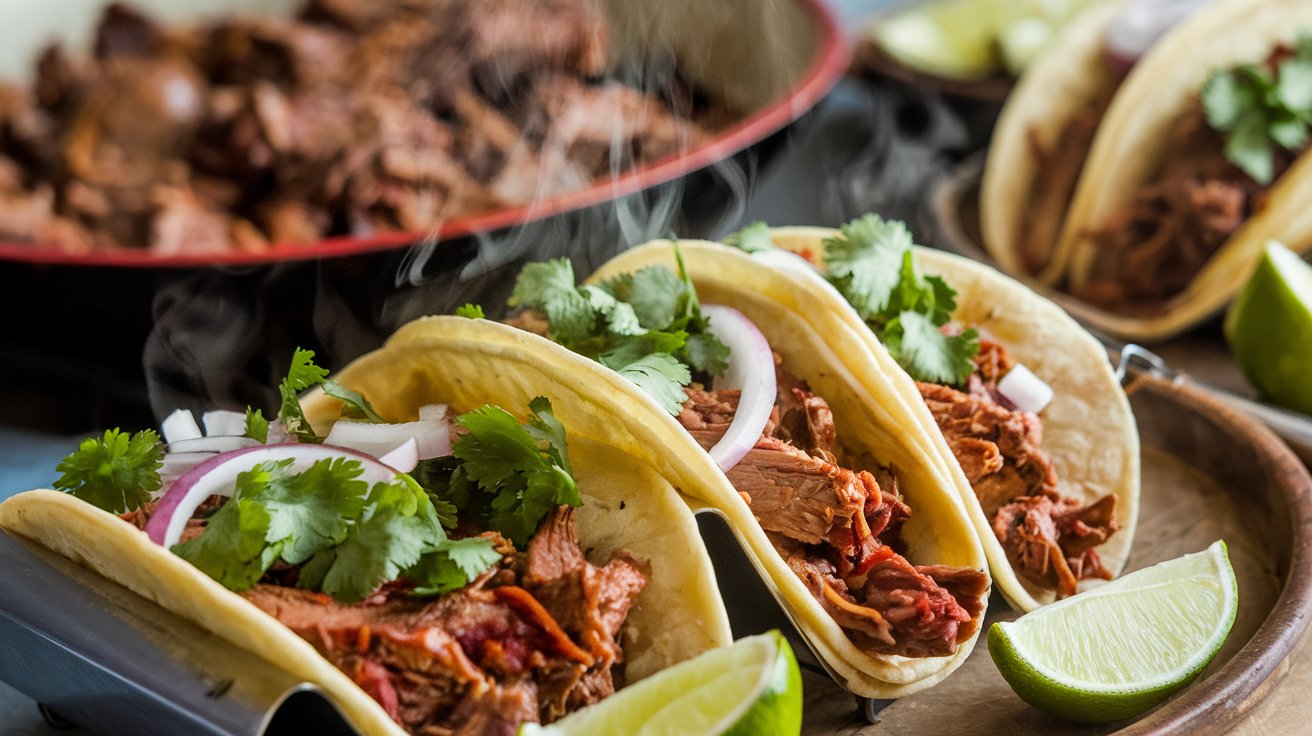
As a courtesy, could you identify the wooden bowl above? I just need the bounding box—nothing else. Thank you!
[801,355,1312,733]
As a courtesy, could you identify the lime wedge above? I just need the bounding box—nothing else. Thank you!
[989,541,1237,723]
[875,0,1004,80]
[1225,241,1312,415]
[520,631,802,736]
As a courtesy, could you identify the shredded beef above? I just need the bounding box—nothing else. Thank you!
[0,0,725,254]
[919,339,1118,597]
[228,506,647,735]
[677,364,987,659]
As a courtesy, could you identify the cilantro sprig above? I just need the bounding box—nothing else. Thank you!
[53,429,164,514]
[726,215,979,387]
[267,348,385,439]
[413,397,581,546]
[1202,36,1312,185]
[507,250,730,414]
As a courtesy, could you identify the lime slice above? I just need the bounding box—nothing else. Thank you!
[1225,241,1312,415]
[989,541,1237,723]
[520,631,802,736]
[875,0,1004,80]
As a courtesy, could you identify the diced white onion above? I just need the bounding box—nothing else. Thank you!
[202,410,248,437]
[168,436,261,454]
[324,418,451,461]
[418,404,448,421]
[1104,0,1209,69]
[159,452,216,491]
[161,409,202,443]
[378,438,419,473]
[701,304,777,473]
[996,363,1054,414]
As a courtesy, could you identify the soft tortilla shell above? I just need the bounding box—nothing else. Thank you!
[763,227,1140,612]
[0,322,733,734]
[589,243,990,697]
[1060,0,1312,339]
[980,0,1124,282]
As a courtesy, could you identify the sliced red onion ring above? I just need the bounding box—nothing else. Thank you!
[161,409,202,443]
[146,443,401,548]
[202,410,247,437]
[324,417,451,461]
[167,436,261,454]
[701,304,777,472]
[996,364,1054,414]
[1104,0,1209,71]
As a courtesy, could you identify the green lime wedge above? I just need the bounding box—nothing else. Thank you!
[989,540,1237,723]
[519,631,802,736]
[875,0,1004,80]
[1225,241,1312,415]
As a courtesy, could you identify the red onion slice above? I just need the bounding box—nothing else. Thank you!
[161,409,202,443]
[378,438,419,473]
[323,417,451,461]
[1104,0,1210,70]
[996,364,1054,414]
[701,304,777,472]
[145,443,400,548]
[160,452,216,488]
[202,410,247,437]
[168,436,261,454]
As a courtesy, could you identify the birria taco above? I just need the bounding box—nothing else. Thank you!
[983,0,1312,340]
[724,218,1139,613]
[501,242,992,697]
[0,319,731,736]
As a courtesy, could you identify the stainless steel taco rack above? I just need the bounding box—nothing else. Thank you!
[0,530,357,735]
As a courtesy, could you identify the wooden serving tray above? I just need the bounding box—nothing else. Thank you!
[800,348,1312,733]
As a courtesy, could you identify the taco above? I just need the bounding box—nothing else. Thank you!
[724,219,1139,613]
[0,320,731,736]
[501,244,992,697]
[983,0,1312,340]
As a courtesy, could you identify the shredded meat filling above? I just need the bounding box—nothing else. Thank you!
[919,338,1117,598]
[677,360,987,659]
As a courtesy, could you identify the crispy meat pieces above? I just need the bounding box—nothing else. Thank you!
[0,0,721,254]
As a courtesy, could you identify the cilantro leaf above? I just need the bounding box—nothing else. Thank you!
[53,429,164,514]
[824,215,915,320]
[455,304,485,319]
[243,408,269,444]
[680,331,731,376]
[885,313,980,387]
[451,398,581,546]
[408,536,501,596]
[173,498,282,591]
[278,348,329,443]
[247,458,370,564]
[616,353,692,415]
[1203,38,1312,185]
[322,380,383,423]
[508,244,729,415]
[724,221,776,253]
[321,492,440,603]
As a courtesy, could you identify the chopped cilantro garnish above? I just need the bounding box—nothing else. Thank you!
[725,214,979,387]
[456,304,486,319]
[409,537,504,596]
[278,348,329,443]
[507,249,730,414]
[1202,37,1312,185]
[321,380,383,423]
[53,429,164,514]
[243,408,269,443]
[173,497,281,591]
[723,221,775,253]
